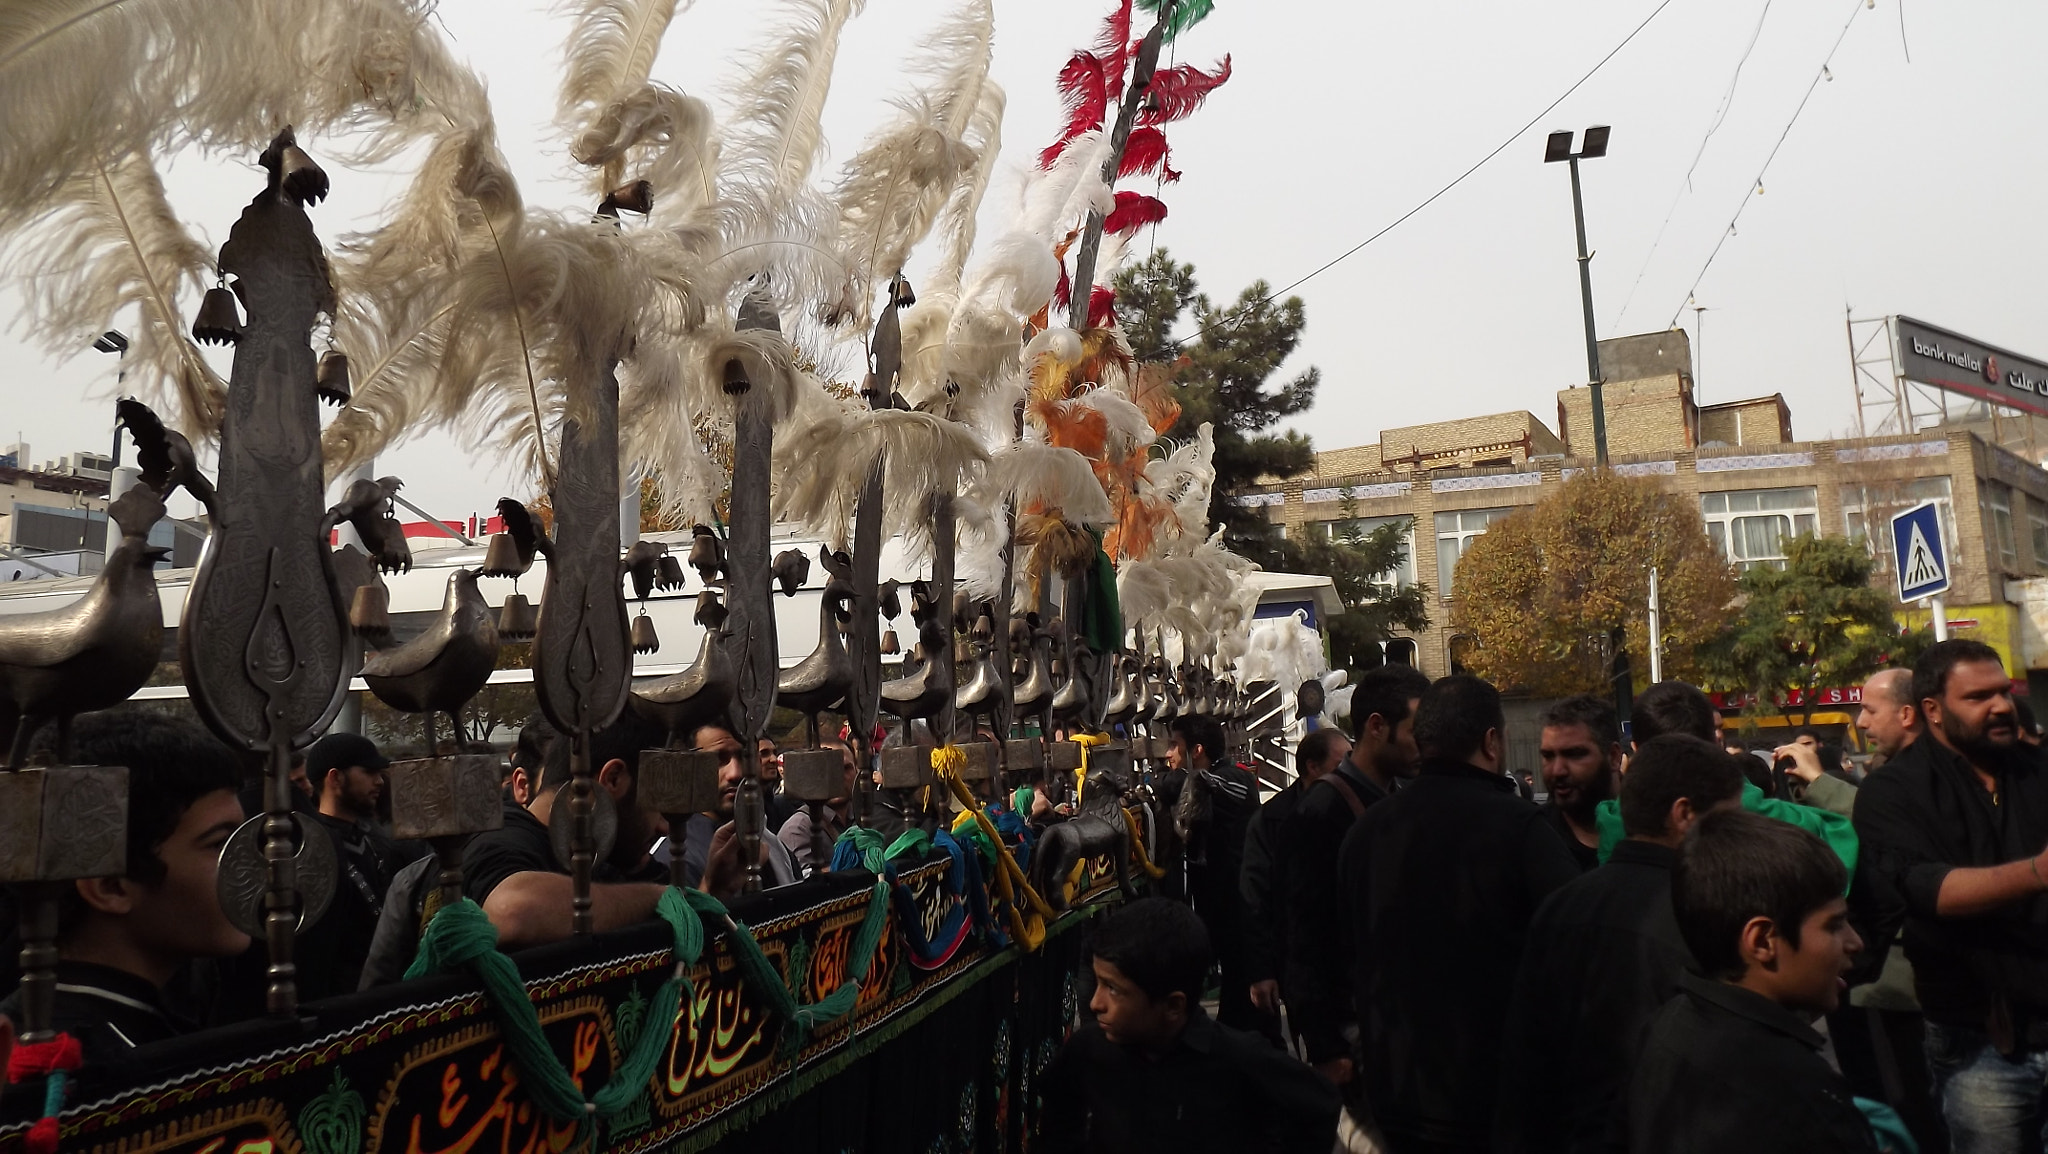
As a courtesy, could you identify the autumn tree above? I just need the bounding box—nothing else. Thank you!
[1450,472,1736,696]
[1695,533,1933,724]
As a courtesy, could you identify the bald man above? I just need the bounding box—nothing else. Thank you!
[1856,668,1921,763]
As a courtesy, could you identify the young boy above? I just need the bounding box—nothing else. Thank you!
[1628,809,1876,1153]
[1035,898,1338,1154]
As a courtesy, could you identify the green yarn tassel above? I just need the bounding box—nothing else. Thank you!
[1135,0,1214,40]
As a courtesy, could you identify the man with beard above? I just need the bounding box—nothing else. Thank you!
[674,721,801,898]
[1856,639,2048,1152]
[1538,697,1621,872]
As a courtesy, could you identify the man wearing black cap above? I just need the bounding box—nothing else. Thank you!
[298,733,418,1000]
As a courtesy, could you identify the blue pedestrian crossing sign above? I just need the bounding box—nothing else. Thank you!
[1892,501,1950,602]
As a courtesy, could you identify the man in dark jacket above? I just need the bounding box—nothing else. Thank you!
[1241,727,1350,1028]
[1339,674,1581,1154]
[1494,735,1745,1153]
[1282,663,1429,1082]
[1628,809,1873,1153]
[1535,696,1620,872]
[1169,714,1266,1038]
[1855,639,2048,1152]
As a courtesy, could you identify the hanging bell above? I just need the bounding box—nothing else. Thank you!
[316,351,351,406]
[192,283,244,345]
[349,582,392,642]
[276,141,329,206]
[721,357,751,396]
[631,611,660,655]
[604,179,652,215]
[497,593,538,641]
[881,628,901,656]
[480,532,525,577]
[656,554,687,591]
[687,526,723,580]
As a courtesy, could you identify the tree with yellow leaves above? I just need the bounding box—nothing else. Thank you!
[1449,472,1736,697]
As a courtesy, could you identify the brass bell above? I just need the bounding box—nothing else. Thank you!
[497,593,538,641]
[656,554,687,591]
[192,283,244,345]
[379,515,407,554]
[721,357,750,395]
[687,526,723,580]
[601,179,653,216]
[891,274,916,308]
[278,143,329,206]
[316,351,351,406]
[480,532,525,577]
[631,611,659,655]
[881,628,901,656]
[349,582,392,641]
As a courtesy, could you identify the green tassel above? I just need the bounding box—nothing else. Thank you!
[1135,0,1215,40]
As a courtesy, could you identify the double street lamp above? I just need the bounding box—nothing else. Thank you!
[1545,126,1611,467]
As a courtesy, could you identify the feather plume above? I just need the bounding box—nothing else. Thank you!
[929,82,1005,292]
[1137,56,1232,125]
[1095,0,1136,101]
[557,0,690,117]
[1103,191,1167,236]
[1024,325,1082,368]
[1118,127,1179,182]
[896,292,955,406]
[720,0,864,201]
[961,232,1061,319]
[982,441,1113,526]
[832,97,972,300]
[5,150,225,436]
[772,404,989,548]
[954,491,1011,603]
[570,86,718,214]
[1145,421,1216,542]
[1040,51,1106,170]
[1019,128,1109,241]
[694,322,805,428]
[617,341,724,523]
[1116,559,1172,628]
[1077,388,1156,457]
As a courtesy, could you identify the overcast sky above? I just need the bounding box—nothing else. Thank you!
[3,0,2044,522]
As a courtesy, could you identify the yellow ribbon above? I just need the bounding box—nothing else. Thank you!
[931,744,1055,952]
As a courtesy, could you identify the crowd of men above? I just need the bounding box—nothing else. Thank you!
[11,637,2048,1154]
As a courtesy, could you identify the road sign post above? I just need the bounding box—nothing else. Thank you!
[1891,501,1950,640]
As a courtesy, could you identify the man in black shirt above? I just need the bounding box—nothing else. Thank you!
[1037,898,1338,1153]
[1241,726,1349,1027]
[1628,809,1873,1153]
[295,733,420,1000]
[1496,735,1745,1153]
[465,713,671,948]
[1281,663,1429,1082]
[1855,639,2048,1151]
[1339,674,1580,1153]
[1167,714,1266,1037]
[1535,696,1620,872]
[0,712,250,1063]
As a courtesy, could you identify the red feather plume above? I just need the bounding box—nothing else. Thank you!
[1103,191,1168,236]
[1095,0,1135,102]
[1137,55,1232,126]
[1040,51,1110,169]
[1118,127,1180,182]
[1088,286,1119,329]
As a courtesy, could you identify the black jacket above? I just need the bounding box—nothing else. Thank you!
[1854,735,2048,1031]
[1281,757,1392,1063]
[1538,803,1601,873]
[1241,779,1308,985]
[1035,1007,1340,1154]
[1187,763,1258,946]
[0,961,190,1064]
[1338,758,1581,1147]
[1627,973,1878,1154]
[1495,840,1695,1154]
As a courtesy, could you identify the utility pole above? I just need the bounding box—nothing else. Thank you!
[1545,127,1611,467]
[1648,566,1663,683]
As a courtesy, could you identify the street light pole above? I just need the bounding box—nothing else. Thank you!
[1546,127,1611,467]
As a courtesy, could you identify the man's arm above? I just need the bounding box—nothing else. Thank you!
[1933,854,2048,918]
[1855,773,2048,920]
[481,872,666,949]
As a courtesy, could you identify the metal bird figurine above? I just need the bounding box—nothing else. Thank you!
[321,476,412,574]
[778,568,855,748]
[1010,616,1056,731]
[771,548,810,597]
[361,568,499,755]
[491,498,553,571]
[622,540,673,602]
[116,398,218,520]
[881,618,953,729]
[0,487,170,766]
[630,591,735,746]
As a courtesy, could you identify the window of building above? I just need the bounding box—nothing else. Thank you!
[1312,516,1417,591]
[1984,481,2019,571]
[1842,477,1957,573]
[2030,496,2048,571]
[1700,487,1819,569]
[1434,508,1512,596]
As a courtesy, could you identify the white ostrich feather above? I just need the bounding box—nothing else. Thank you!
[896,292,956,407]
[1076,387,1157,456]
[1143,421,1216,542]
[954,491,1012,602]
[982,441,1113,527]
[1116,560,1173,629]
[570,86,718,215]
[832,98,971,306]
[720,0,863,206]
[930,80,1005,293]
[557,0,690,117]
[772,405,989,548]
[1023,325,1081,368]
[4,149,224,436]
[1018,129,1108,243]
[961,232,1061,319]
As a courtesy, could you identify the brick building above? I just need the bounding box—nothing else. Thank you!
[1242,330,2048,701]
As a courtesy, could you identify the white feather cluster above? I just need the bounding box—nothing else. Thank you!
[772,403,990,548]
[980,441,1114,527]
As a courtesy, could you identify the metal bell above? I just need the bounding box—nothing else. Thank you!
[192,284,244,345]
[602,179,652,215]
[379,515,407,553]
[631,611,659,655]
[881,628,900,656]
[480,533,524,577]
[316,351,351,406]
[278,143,329,206]
[349,582,391,641]
[721,357,750,395]
[656,554,687,592]
[687,526,723,580]
[497,593,538,641]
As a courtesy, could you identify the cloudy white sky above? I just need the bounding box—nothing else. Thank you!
[2,0,2044,522]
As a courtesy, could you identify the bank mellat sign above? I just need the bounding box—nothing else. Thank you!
[1896,316,2048,420]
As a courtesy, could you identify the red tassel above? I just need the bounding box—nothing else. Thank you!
[1137,55,1232,126]
[1118,128,1180,183]
[25,1116,59,1154]
[7,1034,82,1081]
[1103,192,1168,236]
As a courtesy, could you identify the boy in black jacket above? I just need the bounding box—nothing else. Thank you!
[1629,808,1877,1153]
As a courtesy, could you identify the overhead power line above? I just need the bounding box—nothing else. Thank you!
[1168,0,1682,351]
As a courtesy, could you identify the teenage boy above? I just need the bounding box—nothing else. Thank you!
[0,712,251,1061]
[1036,898,1339,1153]
[1628,809,1874,1153]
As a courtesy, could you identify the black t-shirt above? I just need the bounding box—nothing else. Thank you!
[0,961,190,1065]
[1539,802,1603,873]
[462,801,557,905]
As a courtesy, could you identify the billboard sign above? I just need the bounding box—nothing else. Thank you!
[1896,316,2048,420]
